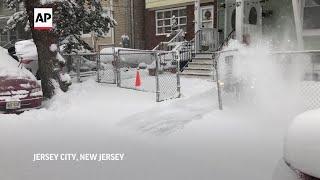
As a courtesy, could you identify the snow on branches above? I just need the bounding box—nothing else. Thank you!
[4,0,117,52]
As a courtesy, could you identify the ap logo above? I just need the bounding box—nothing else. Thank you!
[34,8,53,30]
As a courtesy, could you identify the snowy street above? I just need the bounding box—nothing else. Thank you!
[0,77,297,180]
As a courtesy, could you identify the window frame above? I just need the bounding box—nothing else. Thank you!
[305,0,320,7]
[303,0,320,31]
[155,7,187,36]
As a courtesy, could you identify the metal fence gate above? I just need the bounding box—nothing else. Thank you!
[215,49,320,111]
[117,49,181,102]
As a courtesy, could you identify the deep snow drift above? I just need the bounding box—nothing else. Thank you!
[1,40,313,180]
[0,76,297,180]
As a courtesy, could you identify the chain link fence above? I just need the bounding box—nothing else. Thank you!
[64,52,116,84]
[215,49,320,111]
[64,49,181,102]
[117,49,181,102]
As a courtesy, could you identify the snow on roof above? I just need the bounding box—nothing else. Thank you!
[284,109,320,178]
[15,39,38,61]
[0,46,35,80]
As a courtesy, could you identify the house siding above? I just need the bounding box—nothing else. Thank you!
[113,0,145,49]
[83,0,145,50]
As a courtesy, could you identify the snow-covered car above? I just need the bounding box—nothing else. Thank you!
[100,47,183,71]
[0,47,43,113]
[14,39,39,75]
[11,40,72,91]
[282,109,320,180]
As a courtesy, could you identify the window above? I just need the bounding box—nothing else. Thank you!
[231,9,236,30]
[249,7,257,25]
[155,7,187,35]
[304,0,320,29]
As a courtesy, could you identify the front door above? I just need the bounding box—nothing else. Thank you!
[200,6,214,28]
[198,5,217,52]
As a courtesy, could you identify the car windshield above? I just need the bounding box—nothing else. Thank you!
[0,46,35,80]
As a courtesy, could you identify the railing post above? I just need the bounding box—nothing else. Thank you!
[155,53,161,102]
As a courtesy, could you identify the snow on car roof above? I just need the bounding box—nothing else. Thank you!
[0,46,36,80]
[15,39,38,61]
[284,109,320,178]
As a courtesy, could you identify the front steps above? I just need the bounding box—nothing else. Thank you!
[181,53,214,78]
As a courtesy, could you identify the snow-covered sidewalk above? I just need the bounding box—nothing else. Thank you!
[0,77,296,180]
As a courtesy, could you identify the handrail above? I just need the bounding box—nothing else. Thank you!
[152,29,184,51]
[217,29,235,52]
[167,29,184,44]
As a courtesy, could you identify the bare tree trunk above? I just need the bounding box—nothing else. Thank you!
[24,0,57,98]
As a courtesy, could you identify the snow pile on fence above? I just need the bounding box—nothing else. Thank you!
[284,109,320,178]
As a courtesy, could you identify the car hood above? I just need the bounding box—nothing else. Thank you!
[0,77,39,92]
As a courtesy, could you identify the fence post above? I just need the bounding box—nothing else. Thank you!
[76,55,81,83]
[116,50,121,87]
[155,53,161,102]
[175,51,181,98]
[213,53,223,110]
[97,53,101,83]
[112,46,117,84]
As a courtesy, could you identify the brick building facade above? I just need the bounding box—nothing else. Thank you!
[145,0,217,50]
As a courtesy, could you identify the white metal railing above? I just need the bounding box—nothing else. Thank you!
[194,28,219,53]
[152,29,185,51]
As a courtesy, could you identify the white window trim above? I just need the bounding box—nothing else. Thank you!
[155,7,187,36]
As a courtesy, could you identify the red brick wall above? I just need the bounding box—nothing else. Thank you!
[145,10,166,50]
[186,5,195,41]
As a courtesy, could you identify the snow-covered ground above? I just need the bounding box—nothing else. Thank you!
[284,109,320,178]
[0,76,298,180]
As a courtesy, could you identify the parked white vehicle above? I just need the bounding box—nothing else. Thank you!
[11,39,71,91]
[15,39,39,76]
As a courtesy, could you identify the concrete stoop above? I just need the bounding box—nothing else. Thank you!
[181,54,214,78]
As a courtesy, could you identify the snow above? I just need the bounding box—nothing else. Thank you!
[0,76,296,180]
[59,73,71,83]
[100,47,155,65]
[0,47,35,80]
[284,109,320,178]
[0,90,29,101]
[15,39,38,61]
[56,52,65,63]
[40,0,61,4]
[50,44,58,52]
[272,160,300,180]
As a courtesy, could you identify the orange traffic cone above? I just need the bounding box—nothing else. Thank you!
[135,70,141,87]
